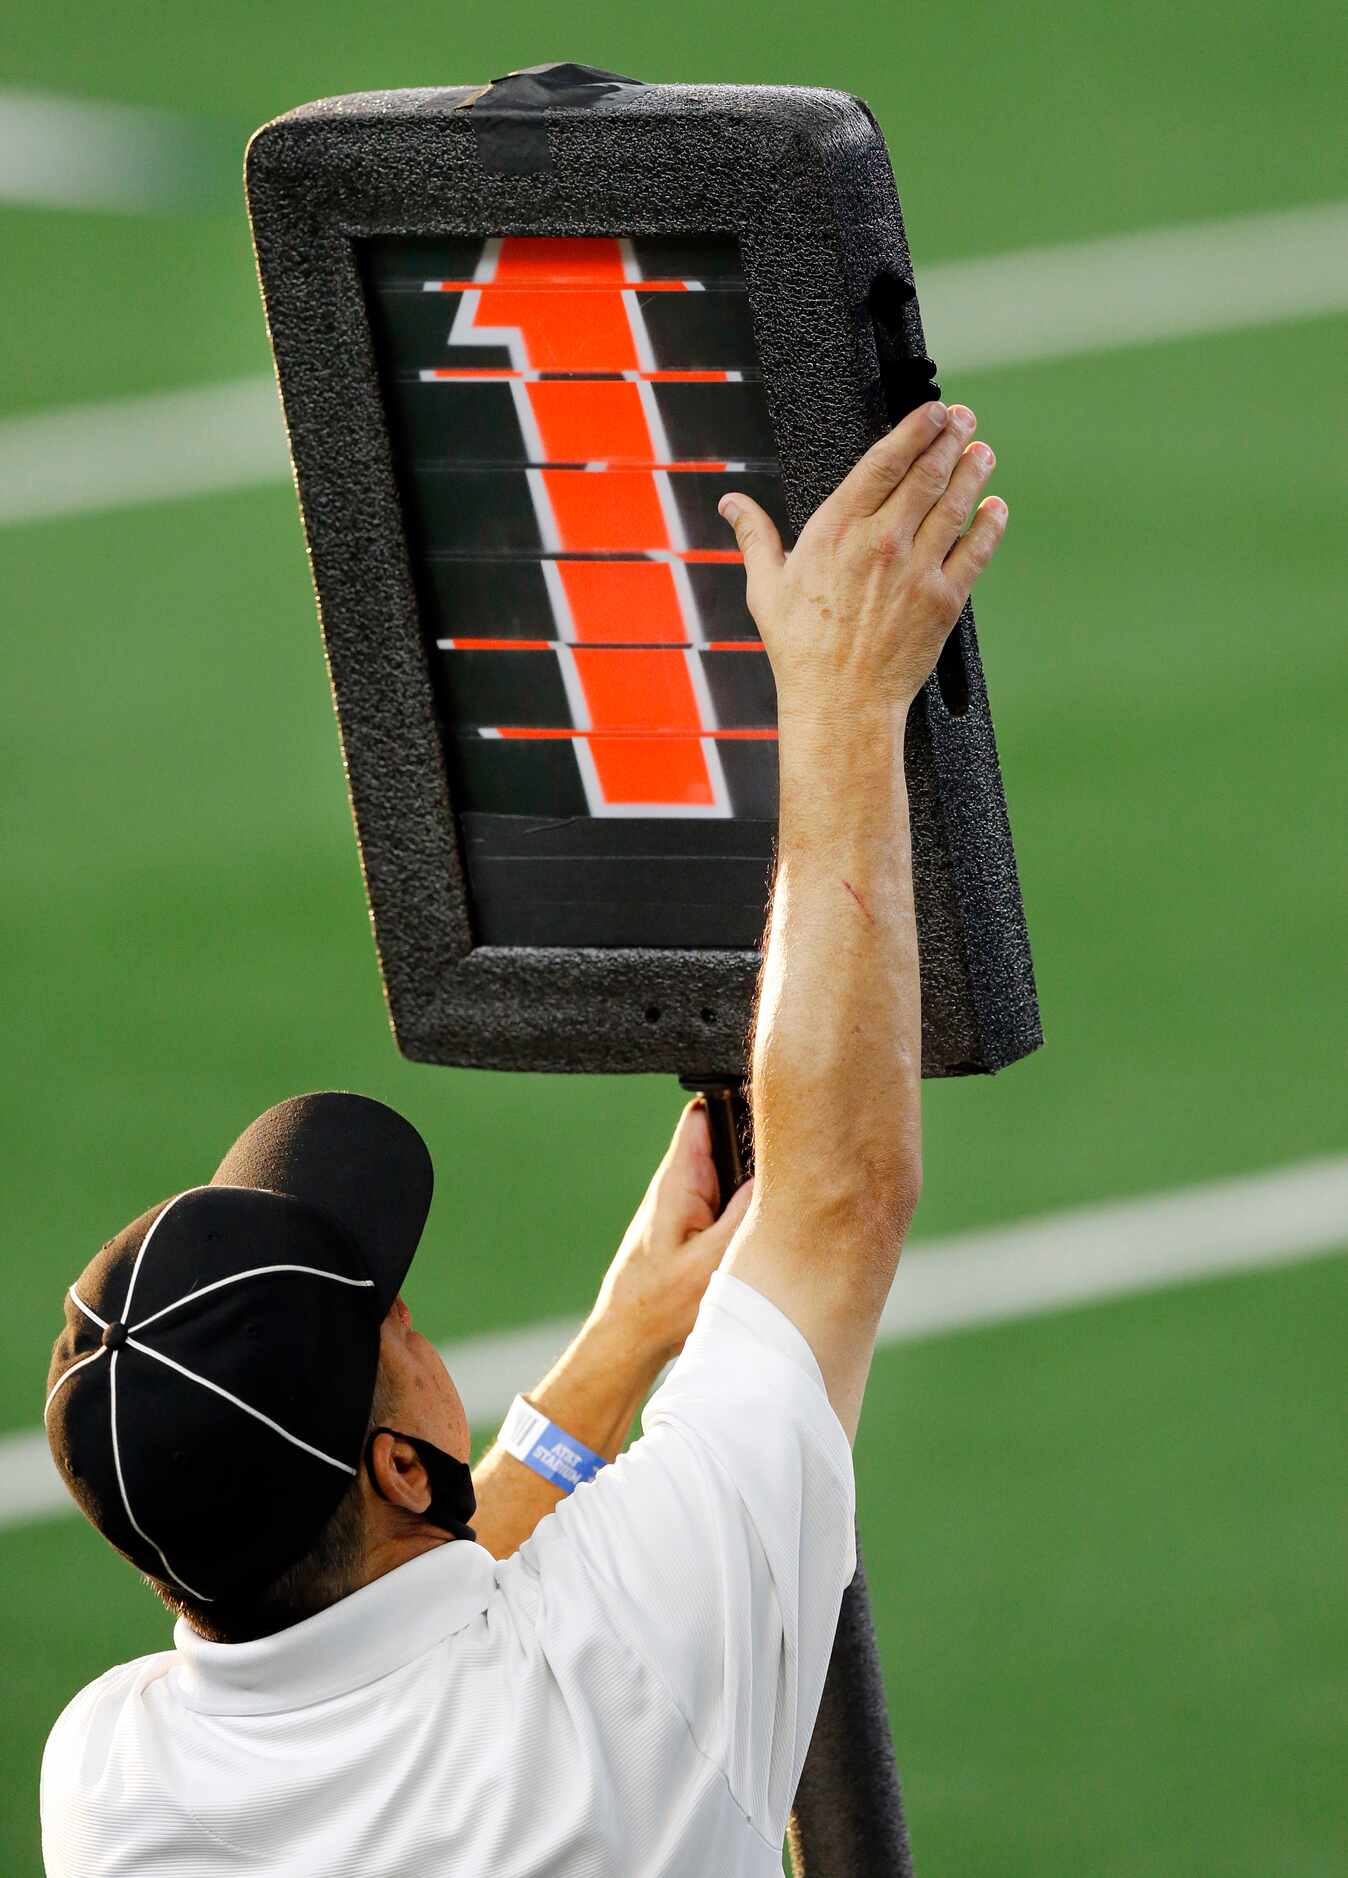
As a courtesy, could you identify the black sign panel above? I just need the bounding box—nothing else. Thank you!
[362,234,784,947]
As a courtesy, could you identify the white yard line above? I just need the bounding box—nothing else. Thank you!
[0,88,223,214]
[0,378,286,526]
[4,1155,1344,1532]
[2,198,1346,526]
[921,198,1348,370]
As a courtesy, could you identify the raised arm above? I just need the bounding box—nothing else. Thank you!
[469,1102,754,1557]
[718,400,1006,1443]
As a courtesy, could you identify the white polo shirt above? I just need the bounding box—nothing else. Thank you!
[41,1268,857,1876]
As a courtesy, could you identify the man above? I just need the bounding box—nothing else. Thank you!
[41,397,1004,1875]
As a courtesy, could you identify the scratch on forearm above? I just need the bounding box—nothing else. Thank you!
[842,879,876,926]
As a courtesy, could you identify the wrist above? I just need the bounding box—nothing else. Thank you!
[580,1302,668,1392]
[776,700,911,847]
[500,1394,610,1494]
[522,1307,661,1466]
[776,691,910,754]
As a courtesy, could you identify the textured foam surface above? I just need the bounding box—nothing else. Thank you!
[787,1530,916,1877]
[245,73,1042,1078]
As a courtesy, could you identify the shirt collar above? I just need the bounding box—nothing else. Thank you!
[171,1541,498,1715]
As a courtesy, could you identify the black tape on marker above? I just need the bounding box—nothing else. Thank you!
[462,64,644,174]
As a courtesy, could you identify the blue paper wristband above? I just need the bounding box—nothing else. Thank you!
[500,1394,609,1493]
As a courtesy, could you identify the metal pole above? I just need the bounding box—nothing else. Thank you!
[677,1076,915,1876]
[787,1533,915,1876]
[677,1075,752,1202]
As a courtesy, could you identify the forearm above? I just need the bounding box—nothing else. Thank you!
[717,399,1002,1436]
[752,699,923,1276]
[469,1310,662,1559]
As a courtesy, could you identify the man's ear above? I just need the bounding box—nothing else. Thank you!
[367,1430,432,1516]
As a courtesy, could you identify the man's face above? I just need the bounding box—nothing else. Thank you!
[377,1294,471,1462]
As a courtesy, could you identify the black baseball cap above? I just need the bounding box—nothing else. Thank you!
[44,1092,433,1603]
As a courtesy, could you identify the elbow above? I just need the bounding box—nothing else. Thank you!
[853,1125,921,1215]
[854,1132,922,1252]
[879,1152,922,1248]
[894,1153,923,1230]
[797,1146,922,1253]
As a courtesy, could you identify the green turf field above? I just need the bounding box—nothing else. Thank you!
[3,3,1346,1872]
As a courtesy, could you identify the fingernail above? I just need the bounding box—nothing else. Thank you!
[987,497,1008,521]
[718,496,741,524]
[928,401,949,426]
[951,406,976,434]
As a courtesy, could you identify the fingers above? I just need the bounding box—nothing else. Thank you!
[696,1174,755,1257]
[717,493,785,607]
[912,438,996,562]
[661,1098,719,1213]
[872,401,978,539]
[942,496,1009,603]
[821,399,951,518]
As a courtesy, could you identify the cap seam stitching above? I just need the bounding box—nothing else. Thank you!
[126,1336,357,1477]
[128,1262,375,1337]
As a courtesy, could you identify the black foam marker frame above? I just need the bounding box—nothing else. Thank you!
[245,65,1042,1078]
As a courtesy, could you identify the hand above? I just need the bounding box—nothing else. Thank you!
[717,400,1007,718]
[590,1100,755,1368]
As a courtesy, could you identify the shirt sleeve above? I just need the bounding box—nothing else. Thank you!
[513,1267,856,1846]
